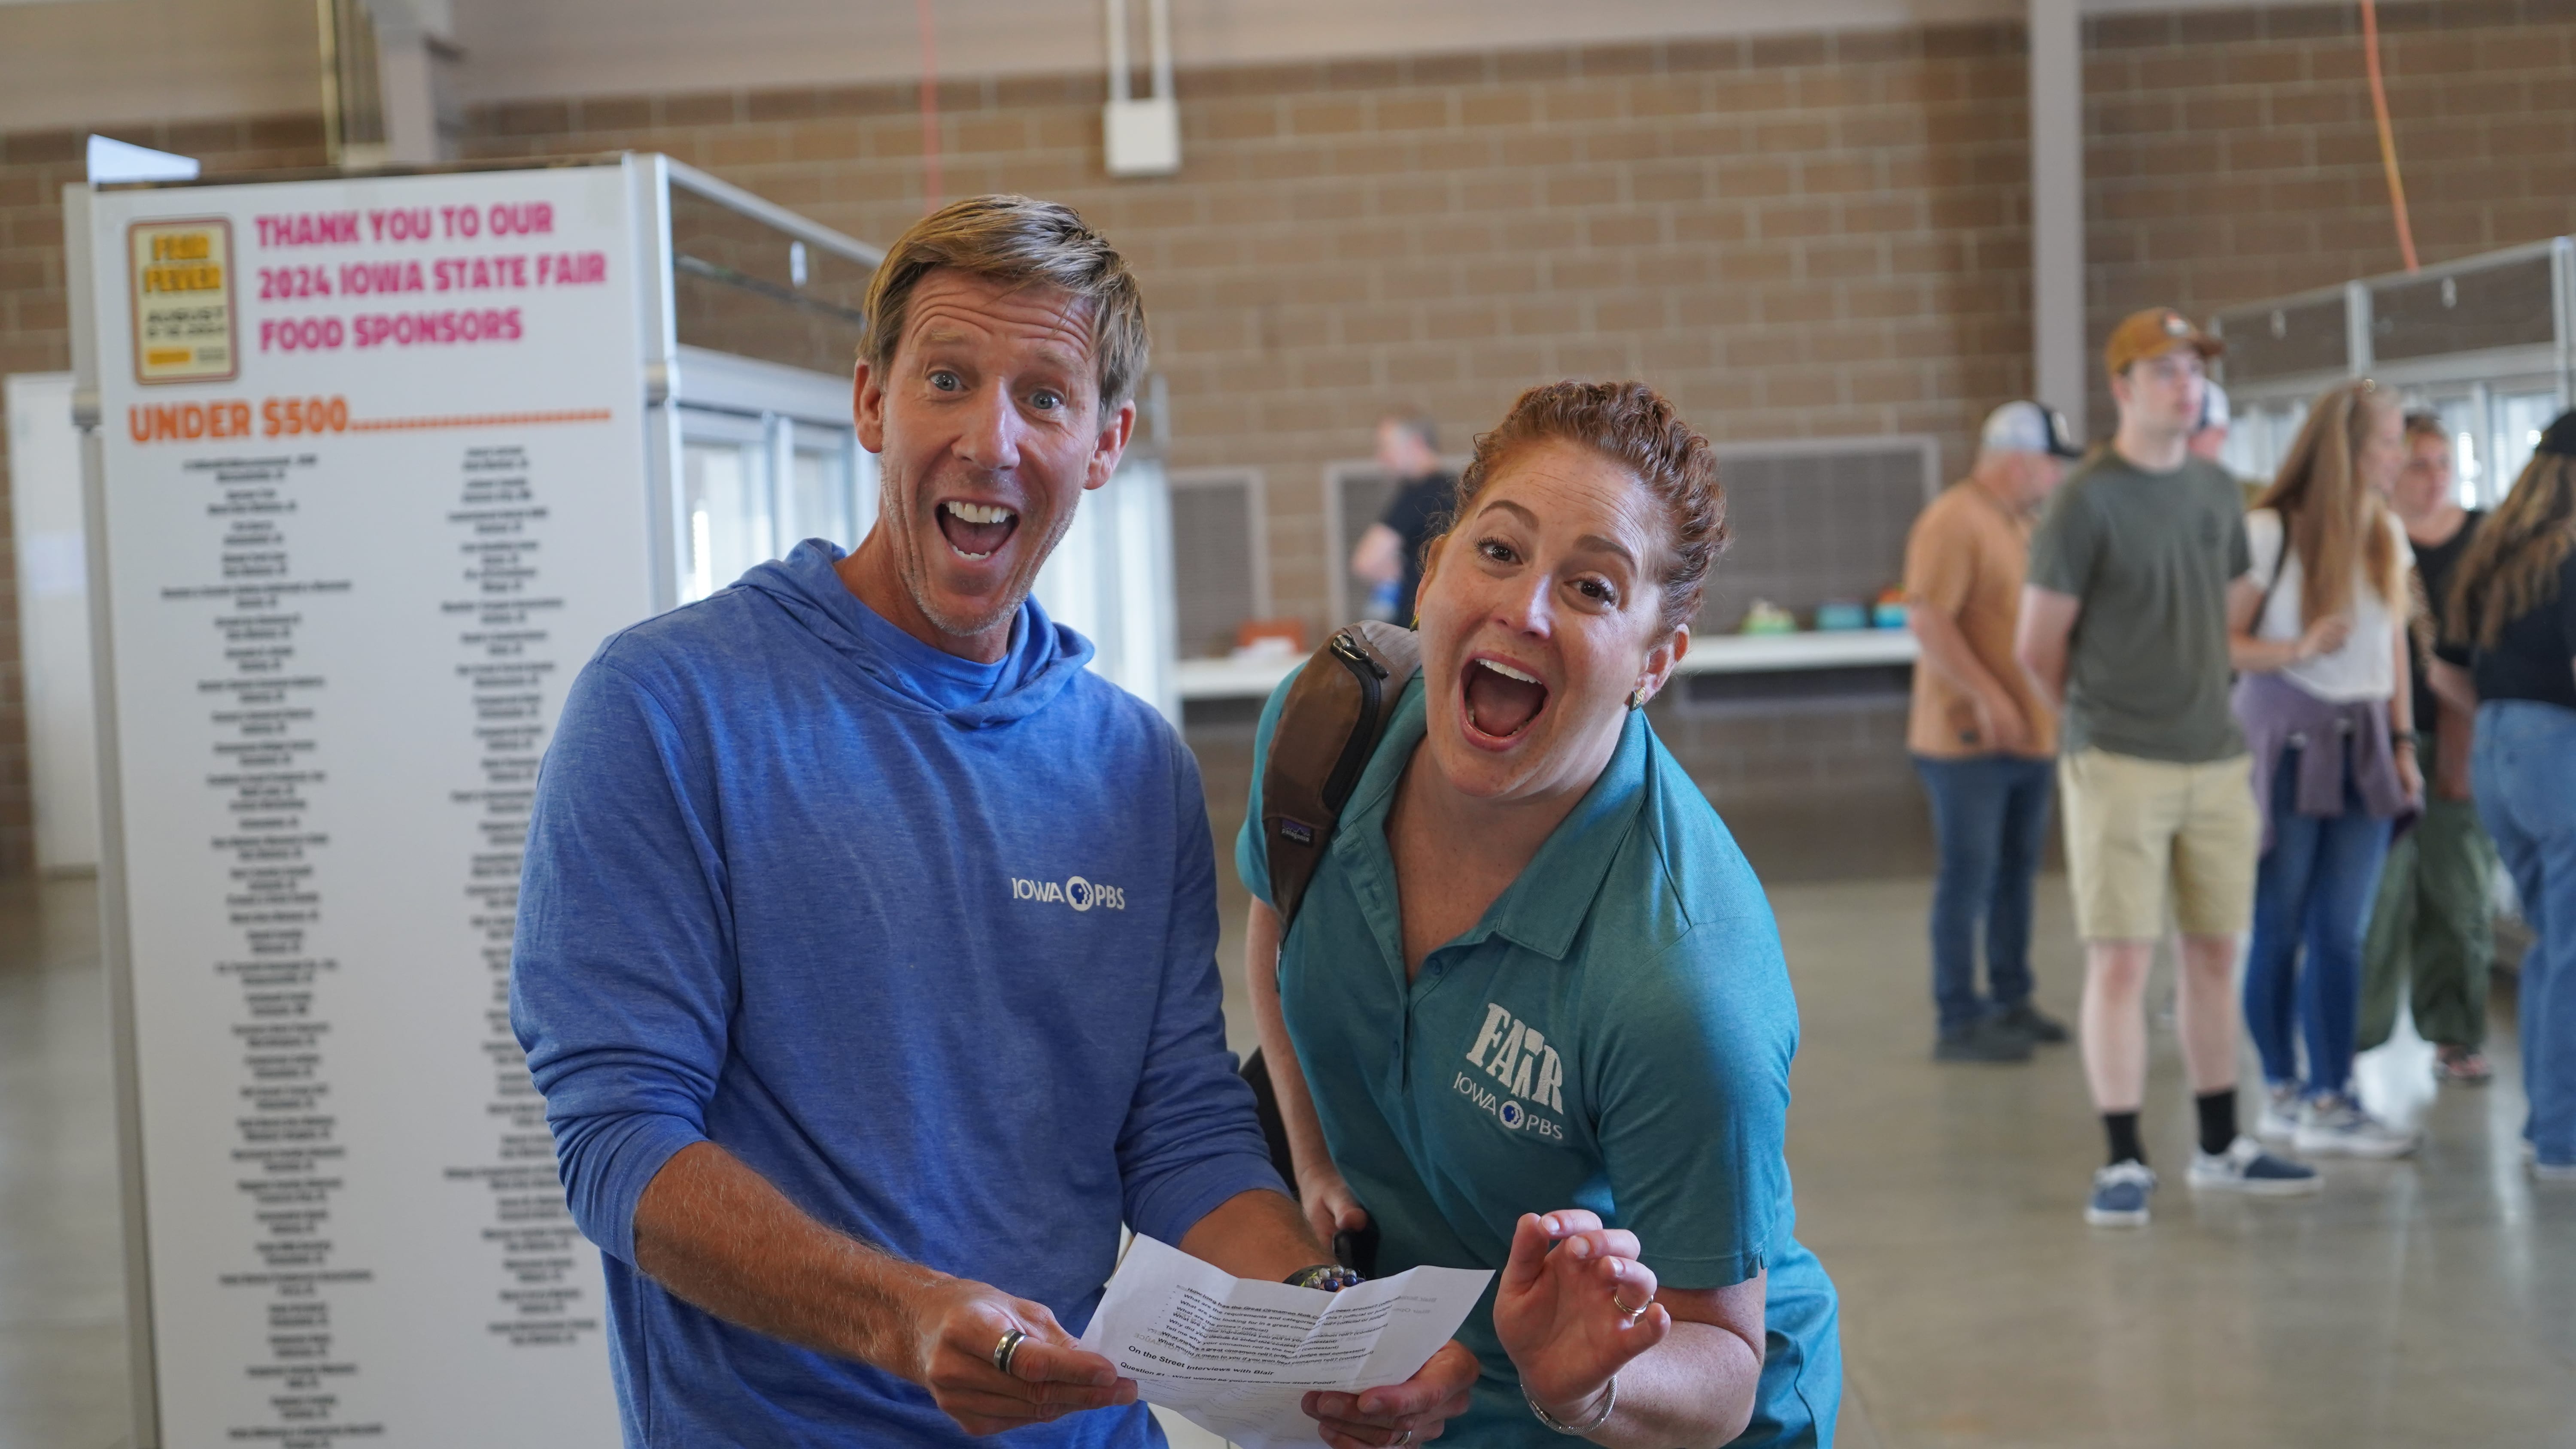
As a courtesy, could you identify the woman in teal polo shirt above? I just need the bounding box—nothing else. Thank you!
[1239,381,1840,1448]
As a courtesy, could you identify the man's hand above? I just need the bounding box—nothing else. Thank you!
[1490,1211,1670,1428]
[1971,688,2032,753]
[900,1277,1136,1436]
[1301,1339,1479,1448]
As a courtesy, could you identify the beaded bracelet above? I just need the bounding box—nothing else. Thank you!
[1283,1263,1365,1293]
[1525,1376,1616,1436]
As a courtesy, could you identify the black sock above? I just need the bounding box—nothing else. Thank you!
[2103,1112,2145,1167]
[2195,1089,2239,1156]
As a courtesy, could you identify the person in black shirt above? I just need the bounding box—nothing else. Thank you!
[1349,412,1454,623]
[2431,409,2576,1182]
[2361,413,2498,1081]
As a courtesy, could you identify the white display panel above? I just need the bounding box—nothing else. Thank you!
[84,165,646,1448]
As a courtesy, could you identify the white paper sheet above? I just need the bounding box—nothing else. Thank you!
[1077,1236,1492,1449]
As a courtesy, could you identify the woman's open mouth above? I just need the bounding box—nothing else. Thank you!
[1462,656,1549,746]
[935,500,1019,562]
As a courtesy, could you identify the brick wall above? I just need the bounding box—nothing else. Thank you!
[10,4,2576,870]
[460,23,2038,634]
[2084,0,2576,418]
[0,116,328,873]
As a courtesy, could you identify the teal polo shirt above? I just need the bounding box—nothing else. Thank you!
[1235,671,1841,1448]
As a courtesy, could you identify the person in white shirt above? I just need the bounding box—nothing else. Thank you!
[2228,379,2425,1159]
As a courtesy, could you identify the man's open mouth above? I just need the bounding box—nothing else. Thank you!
[935,500,1019,561]
[1463,657,1549,743]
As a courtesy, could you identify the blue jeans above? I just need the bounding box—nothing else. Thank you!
[2244,745,2394,1099]
[1914,755,2054,1034]
[2472,700,2576,1166]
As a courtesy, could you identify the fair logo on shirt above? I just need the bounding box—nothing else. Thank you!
[1009,874,1127,912]
[1458,1004,1567,1142]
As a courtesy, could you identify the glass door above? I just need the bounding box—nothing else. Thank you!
[678,409,775,603]
[778,419,872,554]
[2491,383,2565,503]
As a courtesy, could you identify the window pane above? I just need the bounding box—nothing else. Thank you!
[2492,391,2561,500]
[680,439,773,603]
[788,443,855,549]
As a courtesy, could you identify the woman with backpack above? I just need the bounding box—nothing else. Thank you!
[2228,379,2425,1159]
[2430,411,2576,1183]
[1237,381,1838,1448]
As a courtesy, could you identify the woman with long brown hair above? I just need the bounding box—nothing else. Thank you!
[2430,411,2576,1182]
[2227,379,2423,1158]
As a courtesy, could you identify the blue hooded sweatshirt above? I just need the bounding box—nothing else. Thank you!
[512,540,1282,1446]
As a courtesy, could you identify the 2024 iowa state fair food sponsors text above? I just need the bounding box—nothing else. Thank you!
[129,199,612,445]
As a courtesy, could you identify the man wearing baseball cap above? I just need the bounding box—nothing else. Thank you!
[2016,309,2321,1226]
[1904,401,2083,1062]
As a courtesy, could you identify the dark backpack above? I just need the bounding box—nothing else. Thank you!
[1237,622,1419,1271]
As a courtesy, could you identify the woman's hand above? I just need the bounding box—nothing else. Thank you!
[2297,612,2353,662]
[1492,1211,1670,1426]
[1297,1164,1370,1255]
[2394,744,2424,807]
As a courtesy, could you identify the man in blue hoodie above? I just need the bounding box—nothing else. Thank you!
[512,197,1478,1446]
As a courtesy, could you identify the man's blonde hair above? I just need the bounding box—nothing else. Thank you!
[860,195,1149,411]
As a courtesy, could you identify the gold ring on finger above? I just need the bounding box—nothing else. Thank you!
[992,1326,1028,1376]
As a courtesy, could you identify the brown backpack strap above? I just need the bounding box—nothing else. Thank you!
[1260,620,1421,930]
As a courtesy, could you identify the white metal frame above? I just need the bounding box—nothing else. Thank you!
[64,176,166,1449]
[638,155,883,609]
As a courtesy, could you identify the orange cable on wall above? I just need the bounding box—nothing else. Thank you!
[916,0,945,213]
[2359,0,2420,271]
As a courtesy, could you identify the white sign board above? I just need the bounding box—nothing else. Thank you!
[84,163,649,1448]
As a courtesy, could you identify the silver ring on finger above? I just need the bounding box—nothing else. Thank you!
[1619,1295,1651,1326]
[992,1326,1028,1377]
[1391,1431,1413,1446]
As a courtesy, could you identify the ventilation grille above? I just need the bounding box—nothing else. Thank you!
[1169,469,1264,659]
[2215,296,2349,383]
[2370,254,2557,363]
[1695,441,1938,634]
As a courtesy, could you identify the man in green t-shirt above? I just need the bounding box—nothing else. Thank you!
[2016,308,2321,1227]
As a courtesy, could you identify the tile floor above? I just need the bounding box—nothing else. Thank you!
[7,826,2573,1447]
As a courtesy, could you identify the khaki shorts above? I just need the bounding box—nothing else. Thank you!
[2057,747,2260,942]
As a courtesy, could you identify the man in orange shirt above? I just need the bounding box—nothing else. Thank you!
[1906,402,2081,1061]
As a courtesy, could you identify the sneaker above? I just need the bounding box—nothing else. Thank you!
[2433,1047,2493,1085]
[2188,1135,2323,1196]
[1994,1002,2069,1044]
[2085,1160,2157,1226]
[2293,1095,2420,1158]
[2255,1083,2302,1142]
[1934,1016,2033,1063]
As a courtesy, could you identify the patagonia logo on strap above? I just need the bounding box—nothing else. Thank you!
[1278,819,1317,846]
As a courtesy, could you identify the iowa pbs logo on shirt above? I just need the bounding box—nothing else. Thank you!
[1010,874,1127,912]
[1460,1004,1567,1141]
